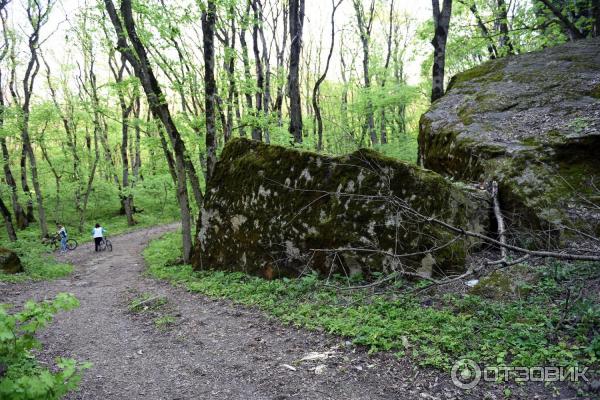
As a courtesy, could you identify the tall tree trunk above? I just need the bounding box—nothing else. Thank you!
[238,7,254,138]
[104,0,194,262]
[250,0,264,141]
[273,4,288,127]
[431,0,453,102]
[353,0,377,146]
[257,3,271,144]
[202,0,218,180]
[379,0,395,145]
[132,96,142,182]
[39,125,62,219]
[20,0,52,238]
[0,66,28,228]
[339,45,350,140]
[43,55,84,219]
[288,0,305,143]
[109,53,135,226]
[312,0,342,152]
[223,5,237,142]
[0,138,27,228]
[496,0,514,54]
[79,120,100,233]
[21,0,54,237]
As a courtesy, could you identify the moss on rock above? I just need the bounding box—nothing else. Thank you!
[0,247,23,274]
[470,270,533,301]
[419,37,600,240]
[192,139,490,279]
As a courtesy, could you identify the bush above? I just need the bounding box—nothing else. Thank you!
[0,293,90,399]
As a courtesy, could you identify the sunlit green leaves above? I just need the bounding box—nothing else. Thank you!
[0,294,89,400]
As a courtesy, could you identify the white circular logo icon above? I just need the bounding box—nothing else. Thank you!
[451,359,481,390]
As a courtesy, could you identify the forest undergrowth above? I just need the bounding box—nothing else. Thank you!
[144,231,600,384]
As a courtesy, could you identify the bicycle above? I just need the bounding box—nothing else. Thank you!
[98,237,112,252]
[44,234,78,252]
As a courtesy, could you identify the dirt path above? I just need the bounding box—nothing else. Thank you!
[0,225,560,399]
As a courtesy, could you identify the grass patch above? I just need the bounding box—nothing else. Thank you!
[128,293,168,313]
[0,229,73,283]
[144,231,600,372]
[154,315,176,330]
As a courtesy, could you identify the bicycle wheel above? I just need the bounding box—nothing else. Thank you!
[98,239,107,251]
[105,239,112,252]
[67,239,78,251]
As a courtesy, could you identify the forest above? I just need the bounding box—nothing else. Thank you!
[0,0,599,398]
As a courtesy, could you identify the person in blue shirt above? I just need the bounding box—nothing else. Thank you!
[57,223,68,253]
[91,223,106,252]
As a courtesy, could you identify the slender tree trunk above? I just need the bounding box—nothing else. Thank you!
[0,197,17,241]
[43,55,84,218]
[223,5,237,142]
[104,0,193,262]
[353,0,377,145]
[157,126,178,185]
[496,0,514,54]
[339,45,350,140]
[21,0,52,238]
[249,0,264,141]
[431,0,453,102]
[257,4,271,144]
[273,4,288,127]
[239,8,254,138]
[109,53,135,225]
[0,138,27,228]
[379,0,395,145]
[202,0,218,180]
[537,0,584,40]
[458,0,497,59]
[79,121,100,233]
[20,140,35,223]
[0,66,28,228]
[39,130,61,219]
[132,96,142,182]
[312,0,342,152]
[288,0,305,143]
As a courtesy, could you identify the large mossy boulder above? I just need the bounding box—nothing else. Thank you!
[419,37,600,239]
[0,247,23,274]
[192,138,490,279]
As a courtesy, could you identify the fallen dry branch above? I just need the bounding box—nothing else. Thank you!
[391,196,600,262]
[490,181,508,264]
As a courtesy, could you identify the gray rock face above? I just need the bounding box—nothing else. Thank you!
[192,138,490,279]
[0,247,23,274]
[419,37,600,238]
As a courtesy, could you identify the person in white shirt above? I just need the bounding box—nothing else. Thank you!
[91,223,106,252]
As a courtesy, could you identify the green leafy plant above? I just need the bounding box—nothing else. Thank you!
[0,293,91,400]
[145,232,600,374]
[154,315,176,330]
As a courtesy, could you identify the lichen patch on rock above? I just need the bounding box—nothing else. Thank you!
[192,138,490,279]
